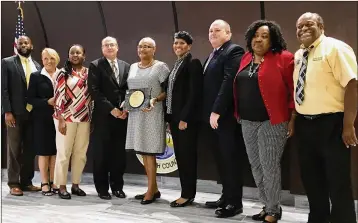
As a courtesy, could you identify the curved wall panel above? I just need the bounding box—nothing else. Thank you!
[101,1,177,67]
[175,1,261,63]
[265,1,358,54]
[1,2,46,61]
[35,1,105,67]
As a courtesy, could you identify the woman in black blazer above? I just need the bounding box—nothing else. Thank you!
[165,31,203,207]
[28,48,60,196]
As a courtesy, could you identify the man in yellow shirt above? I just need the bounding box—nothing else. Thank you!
[293,12,357,223]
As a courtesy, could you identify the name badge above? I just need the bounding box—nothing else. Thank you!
[313,57,323,61]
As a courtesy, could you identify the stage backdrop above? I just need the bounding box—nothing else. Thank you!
[1,1,357,198]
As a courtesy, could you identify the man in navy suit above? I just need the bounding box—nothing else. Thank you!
[1,36,42,196]
[201,20,245,218]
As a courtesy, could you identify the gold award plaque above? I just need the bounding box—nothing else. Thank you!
[129,90,145,108]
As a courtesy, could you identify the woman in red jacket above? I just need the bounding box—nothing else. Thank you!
[233,20,295,223]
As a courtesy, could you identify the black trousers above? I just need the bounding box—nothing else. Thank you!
[295,112,356,223]
[200,116,244,207]
[6,112,35,188]
[91,115,127,194]
[170,120,198,199]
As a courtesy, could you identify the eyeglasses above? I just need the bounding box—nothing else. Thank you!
[102,43,117,48]
[137,45,154,49]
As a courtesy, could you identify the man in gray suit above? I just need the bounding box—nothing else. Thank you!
[1,36,42,196]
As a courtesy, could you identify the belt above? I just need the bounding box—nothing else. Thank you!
[298,113,334,120]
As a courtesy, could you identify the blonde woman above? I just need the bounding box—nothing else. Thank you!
[27,48,60,196]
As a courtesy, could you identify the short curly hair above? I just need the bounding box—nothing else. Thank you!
[174,31,193,45]
[245,20,287,54]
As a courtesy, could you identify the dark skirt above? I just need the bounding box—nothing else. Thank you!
[33,116,56,156]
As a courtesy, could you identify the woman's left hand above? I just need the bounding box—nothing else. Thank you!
[142,98,157,113]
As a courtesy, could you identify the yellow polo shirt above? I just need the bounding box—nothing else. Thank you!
[293,34,357,115]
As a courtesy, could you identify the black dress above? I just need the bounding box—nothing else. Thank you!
[27,70,57,156]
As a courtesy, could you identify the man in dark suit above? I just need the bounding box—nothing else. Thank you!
[88,36,130,200]
[1,36,42,196]
[201,20,245,218]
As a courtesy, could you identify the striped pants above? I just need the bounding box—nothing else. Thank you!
[241,120,288,214]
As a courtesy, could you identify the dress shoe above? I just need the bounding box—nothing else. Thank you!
[170,198,194,208]
[21,184,41,192]
[140,194,157,205]
[205,195,225,208]
[58,190,71,199]
[135,191,161,200]
[112,190,126,198]
[10,187,23,196]
[98,192,112,200]
[71,187,86,196]
[215,204,243,218]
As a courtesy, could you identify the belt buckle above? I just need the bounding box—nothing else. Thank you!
[303,115,318,120]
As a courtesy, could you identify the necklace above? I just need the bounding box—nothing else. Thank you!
[138,59,155,69]
[248,56,264,78]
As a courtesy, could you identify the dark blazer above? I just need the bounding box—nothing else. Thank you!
[165,53,203,123]
[233,51,295,124]
[88,57,130,116]
[27,70,55,118]
[202,40,245,122]
[1,55,41,115]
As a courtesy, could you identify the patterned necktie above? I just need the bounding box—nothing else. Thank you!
[23,58,33,111]
[295,49,310,105]
[111,60,119,84]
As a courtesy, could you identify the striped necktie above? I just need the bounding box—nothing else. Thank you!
[111,60,119,84]
[295,49,310,105]
[22,58,33,111]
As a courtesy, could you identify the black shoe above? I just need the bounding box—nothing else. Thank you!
[140,194,157,205]
[71,187,86,196]
[170,198,194,207]
[215,204,243,218]
[135,191,161,200]
[41,183,53,196]
[205,195,225,208]
[252,206,267,221]
[49,181,59,194]
[112,190,126,198]
[58,190,71,199]
[263,212,280,223]
[98,192,112,200]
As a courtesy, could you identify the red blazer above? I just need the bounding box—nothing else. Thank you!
[233,50,294,125]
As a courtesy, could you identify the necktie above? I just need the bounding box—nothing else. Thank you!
[23,58,33,112]
[203,49,217,73]
[111,60,119,84]
[295,49,310,105]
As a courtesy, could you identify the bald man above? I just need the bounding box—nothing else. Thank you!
[1,36,42,196]
[200,20,245,218]
[88,36,130,200]
[294,12,357,223]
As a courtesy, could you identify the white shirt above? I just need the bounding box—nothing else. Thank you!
[18,55,38,74]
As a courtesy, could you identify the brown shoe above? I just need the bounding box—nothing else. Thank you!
[22,185,41,192]
[10,187,24,196]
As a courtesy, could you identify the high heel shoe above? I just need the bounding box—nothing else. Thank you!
[263,212,280,223]
[41,183,53,196]
[170,198,194,207]
[49,181,59,194]
[253,206,282,221]
[135,191,161,200]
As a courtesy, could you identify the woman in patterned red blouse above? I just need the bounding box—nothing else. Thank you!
[53,44,92,199]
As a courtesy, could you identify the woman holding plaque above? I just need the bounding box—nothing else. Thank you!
[165,31,203,207]
[123,37,170,205]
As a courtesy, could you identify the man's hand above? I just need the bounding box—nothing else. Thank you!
[210,112,220,129]
[118,110,128,119]
[5,112,16,127]
[342,123,358,148]
[178,121,187,130]
[287,116,296,138]
[48,97,55,106]
[110,108,122,118]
